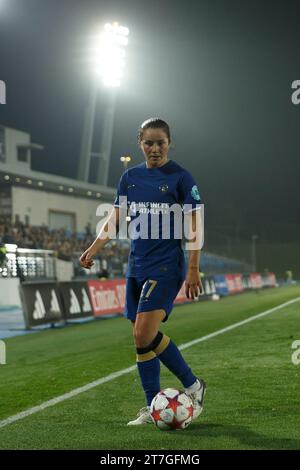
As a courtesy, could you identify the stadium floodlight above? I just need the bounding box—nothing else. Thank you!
[78,22,129,186]
[93,22,129,87]
[120,155,131,169]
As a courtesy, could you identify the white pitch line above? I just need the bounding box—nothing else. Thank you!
[0,296,299,430]
[179,296,300,351]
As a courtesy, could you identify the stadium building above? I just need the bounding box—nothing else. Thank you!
[0,125,115,231]
[0,124,121,309]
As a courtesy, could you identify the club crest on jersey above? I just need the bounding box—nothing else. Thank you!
[191,185,201,201]
[159,184,169,192]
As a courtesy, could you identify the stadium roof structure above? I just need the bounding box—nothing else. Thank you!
[0,125,116,201]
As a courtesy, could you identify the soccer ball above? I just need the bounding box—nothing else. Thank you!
[150,388,194,431]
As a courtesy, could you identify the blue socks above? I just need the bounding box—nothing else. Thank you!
[136,352,160,406]
[155,337,197,388]
[136,332,197,406]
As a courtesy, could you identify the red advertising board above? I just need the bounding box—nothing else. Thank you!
[262,272,276,287]
[87,279,126,316]
[249,273,263,289]
[225,274,244,294]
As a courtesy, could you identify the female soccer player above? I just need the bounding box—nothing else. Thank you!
[80,118,206,425]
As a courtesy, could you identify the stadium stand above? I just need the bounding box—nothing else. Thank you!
[0,220,251,280]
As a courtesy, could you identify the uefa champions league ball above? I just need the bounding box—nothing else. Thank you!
[150,388,194,431]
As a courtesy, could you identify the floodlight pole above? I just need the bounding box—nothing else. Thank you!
[95,88,117,186]
[78,83,116,186]
[78,81,98,182]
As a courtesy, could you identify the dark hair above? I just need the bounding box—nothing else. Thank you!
[137,118,171,144]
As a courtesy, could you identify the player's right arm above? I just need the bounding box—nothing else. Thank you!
[80,169,128,269]
[79,207,120,269]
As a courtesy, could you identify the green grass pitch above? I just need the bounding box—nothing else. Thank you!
[0,284,300,450]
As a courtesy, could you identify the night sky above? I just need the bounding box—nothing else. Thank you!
[1,0,300,241]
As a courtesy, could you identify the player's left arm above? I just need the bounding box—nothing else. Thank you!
[185,209,203,300]
[178,169,204,299]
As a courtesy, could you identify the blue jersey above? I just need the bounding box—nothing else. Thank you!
[114,160,202,278]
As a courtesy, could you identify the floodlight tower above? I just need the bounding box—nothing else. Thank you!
[78,22,129,186]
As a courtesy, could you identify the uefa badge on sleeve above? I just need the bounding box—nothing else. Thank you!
[191,185,201,201]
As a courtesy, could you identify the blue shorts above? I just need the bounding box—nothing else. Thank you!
[124,275,185,323]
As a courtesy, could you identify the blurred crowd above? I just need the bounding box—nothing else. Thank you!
[0,220,129,268]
